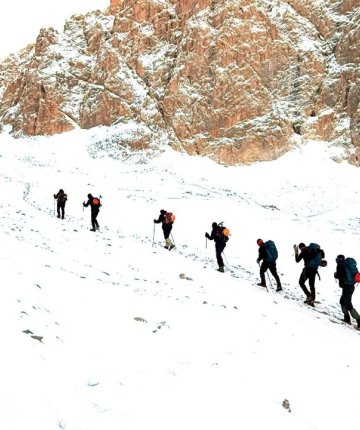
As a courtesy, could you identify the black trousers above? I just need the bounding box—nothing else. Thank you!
[57,203,65,219]
[340,285,355,312]
[299,268,317,299]
[91,209,99,229]
[215,242,226,268]
[162,223,173,239]
[260,261,281,287]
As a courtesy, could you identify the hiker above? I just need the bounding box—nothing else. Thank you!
[83,194,101,231]
[256,239,282,291]
[153,209,175,250]
[334,255,360,328]
[205,222,229,273]
[53,189,67,219]
[294,242,325,305]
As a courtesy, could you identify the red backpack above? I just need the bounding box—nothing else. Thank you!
[92,197,101,206]
[165,212,175,223]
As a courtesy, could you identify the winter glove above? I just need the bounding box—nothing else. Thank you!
[53,194,56,198]
[256,259,260,264]
[205,232,210,239]
[293,244,298,253]
[153,219,157,223]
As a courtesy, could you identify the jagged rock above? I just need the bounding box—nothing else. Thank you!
[0,0,359,165]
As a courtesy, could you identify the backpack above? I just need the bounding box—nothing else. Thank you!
[92,197,101,206]
[165,212,175,224]
[264,240,278,262]
[58,193,67,203]
[344,258,359,285]
[306,243,323,269]
[217,225,230,242]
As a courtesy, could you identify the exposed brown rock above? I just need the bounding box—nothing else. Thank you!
[0,0,359,165]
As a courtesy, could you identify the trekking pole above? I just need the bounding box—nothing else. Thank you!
[53,199,55,216]
[171,233,176,247]
[223,251,229,267]
[152,223,156,247]
[205,237,207,249]
[266,271,273,290]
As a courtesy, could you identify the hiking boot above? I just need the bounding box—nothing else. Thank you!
[357,319,360,329]
[342,314,351,325]
[257,283,266,287]
[169,244,175,250]
[57,215,60,218]
[276,286,283,292]
[217,267,225,273]
[90,228,96,231]
[304,297,315,307]
[164,245,169,249]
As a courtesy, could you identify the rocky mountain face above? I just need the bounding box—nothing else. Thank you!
[0,0,359,164]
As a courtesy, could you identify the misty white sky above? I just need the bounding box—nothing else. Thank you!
[0,0,109,59]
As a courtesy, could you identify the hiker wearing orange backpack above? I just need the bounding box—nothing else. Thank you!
[205,222,229,273]
[154,209,175,250]
[83,194,101,231]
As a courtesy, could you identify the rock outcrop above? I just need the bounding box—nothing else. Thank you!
[0,0,359,164]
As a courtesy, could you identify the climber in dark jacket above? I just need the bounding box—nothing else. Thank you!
[294,242,325,304]
[334,254,360,327]
[256,239,282,291]
[53,189,67,219]
[205,222,227,273]
[83,194,101,231]
[154,209,175,250]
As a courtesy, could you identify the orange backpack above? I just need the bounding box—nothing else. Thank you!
[165,212,175,223]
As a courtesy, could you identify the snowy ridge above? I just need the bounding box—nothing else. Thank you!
[1,127,360,429]
[1,0,359,164]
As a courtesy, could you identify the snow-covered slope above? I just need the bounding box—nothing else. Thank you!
[1,128,360,430]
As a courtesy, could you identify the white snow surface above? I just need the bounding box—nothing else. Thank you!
[0,128,360,429]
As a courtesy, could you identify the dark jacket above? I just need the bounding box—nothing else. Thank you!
[83,196,101,212]
[154,212,168,225]
[54,190,67,204]
[205,225,227,245]
[257,245,267,263]
[334,261,350,288]
[295,246,324,268]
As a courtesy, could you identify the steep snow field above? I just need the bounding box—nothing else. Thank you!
[0,128,360,430]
